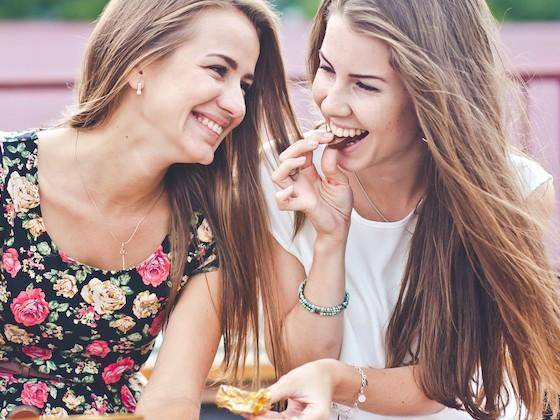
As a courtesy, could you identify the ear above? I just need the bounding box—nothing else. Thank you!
[127,69,144,93]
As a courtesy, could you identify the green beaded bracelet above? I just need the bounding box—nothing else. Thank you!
[297,279,349,317]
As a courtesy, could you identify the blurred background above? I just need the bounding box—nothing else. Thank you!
[0,0,558,179]
[0,0,559,418]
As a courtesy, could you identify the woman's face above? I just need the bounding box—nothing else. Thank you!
[312,13,421,172]
[139,7,260,165]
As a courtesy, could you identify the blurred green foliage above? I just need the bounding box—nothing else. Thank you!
[0,0,558,21]
[488,0,560,21]
[0,0,108,20]
[271,0,320,18]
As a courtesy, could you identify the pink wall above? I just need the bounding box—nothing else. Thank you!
[1,20,559,218]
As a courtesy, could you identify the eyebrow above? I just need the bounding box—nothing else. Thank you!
[206,53,254,82]
[319,51,387,83]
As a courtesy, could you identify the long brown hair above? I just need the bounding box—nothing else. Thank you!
[65,0,300,382]
[306,0,560,418]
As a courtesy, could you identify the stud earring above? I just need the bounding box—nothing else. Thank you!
[136,81,143,96]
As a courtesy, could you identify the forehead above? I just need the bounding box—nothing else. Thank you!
[322,13,392,76]
[176,7,260,70]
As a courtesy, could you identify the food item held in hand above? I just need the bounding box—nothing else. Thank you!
[325,123,369,150]
[215,384,272,416]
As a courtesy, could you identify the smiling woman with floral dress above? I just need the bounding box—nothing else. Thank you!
[0,0,299,419]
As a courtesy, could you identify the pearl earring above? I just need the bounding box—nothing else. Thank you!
[136,81,143,96]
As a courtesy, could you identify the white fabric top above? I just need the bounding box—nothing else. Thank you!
[260,142,552,420]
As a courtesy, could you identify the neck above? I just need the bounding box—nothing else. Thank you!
[351,141,427,220]
[75,116,171,213]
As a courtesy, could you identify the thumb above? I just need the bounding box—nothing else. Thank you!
[321,147,349,185]
[266,375,295,405]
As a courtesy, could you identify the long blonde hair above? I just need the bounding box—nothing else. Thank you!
[306,0,560,418]
[66,0,300,382]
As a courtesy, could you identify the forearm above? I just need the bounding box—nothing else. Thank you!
[136,271,222,419]
[282,235,347,368]
[330,360,444,416]
[136,393,201,420]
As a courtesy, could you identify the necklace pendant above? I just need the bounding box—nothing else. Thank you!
[119,243,126,270]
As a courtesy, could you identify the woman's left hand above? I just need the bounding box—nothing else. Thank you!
[249,359,338,420]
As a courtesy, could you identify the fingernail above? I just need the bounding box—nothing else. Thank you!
[322,132,334,139]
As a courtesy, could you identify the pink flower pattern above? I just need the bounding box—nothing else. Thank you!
[86,340,111,358]
[10,288,50,326]
[20,381,49,408]
[136,246,171,287]
[3,247,21,277]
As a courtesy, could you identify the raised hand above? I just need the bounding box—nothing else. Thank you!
[271,131,353,242]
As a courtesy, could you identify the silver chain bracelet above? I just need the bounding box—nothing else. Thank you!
[332,365,368,420]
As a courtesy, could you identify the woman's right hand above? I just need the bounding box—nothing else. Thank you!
[272,131,353,241]
[248,359,338,420]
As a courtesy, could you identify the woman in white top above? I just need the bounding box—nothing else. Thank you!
[257,0,560,419]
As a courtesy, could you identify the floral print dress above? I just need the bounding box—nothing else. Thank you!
[0,130,219,418]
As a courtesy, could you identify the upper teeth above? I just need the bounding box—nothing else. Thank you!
[196,115,224,135]
[326,123,365,138]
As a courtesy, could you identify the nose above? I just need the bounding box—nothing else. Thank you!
[320,82,352,119]
[217,83,246,121]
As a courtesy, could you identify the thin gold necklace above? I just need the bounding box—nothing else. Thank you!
[74,129,165,270]
[353,172,390,222]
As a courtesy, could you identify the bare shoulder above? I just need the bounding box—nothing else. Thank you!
[526,179,555,221]
[36,126,74,150]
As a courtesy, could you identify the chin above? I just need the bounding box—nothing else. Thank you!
[194,150,216,166]
[199,156,215,165]
[179,141,216,165]
[337,156,368,173]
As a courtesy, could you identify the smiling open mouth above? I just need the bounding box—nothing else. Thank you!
[327,130,369,149]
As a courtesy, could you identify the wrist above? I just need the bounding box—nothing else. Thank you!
[317,358,345,396]
[314,233,348,254]
[331,362,372,406]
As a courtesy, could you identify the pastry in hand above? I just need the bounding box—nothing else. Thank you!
[215,384,272,416]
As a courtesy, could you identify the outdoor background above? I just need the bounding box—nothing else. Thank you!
[0,1,559,417]
[1,0,557,219]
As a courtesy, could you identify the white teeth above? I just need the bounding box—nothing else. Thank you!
[196,114,224,135]
[328,122,365,138]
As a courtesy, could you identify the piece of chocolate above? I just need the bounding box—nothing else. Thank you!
[326,131,369,150]
[215,384,272,416]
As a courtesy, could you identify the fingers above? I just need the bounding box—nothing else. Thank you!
[272,133,334,190]
[321,147,349,185]
[266,374,296,405]
[275,185,300,212]
[272,157,307,189]
[275,184,316,213]
[278,132,333,163]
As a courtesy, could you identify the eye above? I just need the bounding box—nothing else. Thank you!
[356,81,379,92]
[318,64,334,73]
[208,65,228,77]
